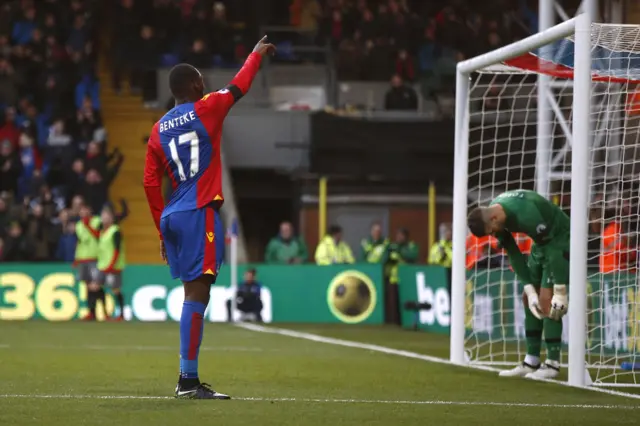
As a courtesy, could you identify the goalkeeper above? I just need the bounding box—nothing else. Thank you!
[467,189,569,380]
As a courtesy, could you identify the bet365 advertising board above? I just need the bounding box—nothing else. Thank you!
[398,266,640,354]
[0,264,383,324]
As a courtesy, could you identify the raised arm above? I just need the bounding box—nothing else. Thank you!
[195,36,276,119]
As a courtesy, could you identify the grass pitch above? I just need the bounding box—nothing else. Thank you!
[1,322,639,426]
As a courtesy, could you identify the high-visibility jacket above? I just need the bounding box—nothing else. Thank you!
[315,236,355,265]
[360,237,389,263]
[600,221,634,273]
[511,233,532,254]
[466,234,497,270]
[626,86,640,117]
[428,239,453,267]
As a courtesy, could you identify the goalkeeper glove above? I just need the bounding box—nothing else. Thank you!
[523,284,544,320]
[549,284,568,321]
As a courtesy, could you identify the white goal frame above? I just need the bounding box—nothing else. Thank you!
[450,13,593,387]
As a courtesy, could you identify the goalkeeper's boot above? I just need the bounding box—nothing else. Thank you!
[498,362,539,377]
[525,360,560,380]
[175,378,231,400]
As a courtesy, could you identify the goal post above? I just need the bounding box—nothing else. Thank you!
[451,12,640,390]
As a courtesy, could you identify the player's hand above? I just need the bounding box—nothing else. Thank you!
[253,36,276,57]
[160,240,167,264]
[549,284,568,321]
[523,284,544,320]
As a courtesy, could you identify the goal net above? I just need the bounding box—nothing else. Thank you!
[452,16,640,389]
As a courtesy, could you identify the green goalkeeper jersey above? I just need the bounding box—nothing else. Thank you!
[489,189,569,245]
[490,190,570,286]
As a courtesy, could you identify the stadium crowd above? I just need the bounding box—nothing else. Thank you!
[106,0,538,103]
[0,0,125,262]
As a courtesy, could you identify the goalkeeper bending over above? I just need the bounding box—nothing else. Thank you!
[467,189,569,379]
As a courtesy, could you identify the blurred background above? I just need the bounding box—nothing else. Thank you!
[0,0,637,325]
[0,0,557,263]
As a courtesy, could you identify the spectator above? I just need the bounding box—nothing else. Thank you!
[384,228,419,324]
[0,57,21,107]
[19,103,47,150]
[395,49,415,82]
[42,13,61,42]
[0,34,11,58]
[265,221,308,264]
[39,65,64,118]
[0,140,22,196]
[336,37,361,80]
[17,127,40,187]
[600,218,636,273]
[51,207,70,242]
[486,31,502,52]
[84,141,105,172]
[360,39,392,81]
[3,221,33,261]
[226,268,263,322]
[152,0,182,52]
[67,15,89,55]
[291,0,322,48]
[25,201,55,261]
[384,74,418,111]
[0,107,21,150]
[418,24,438,73]
[328,9,344,48]
[136,26,160,107]
[45,119,75,168]
[78,161,122,214]
[210,2,233,61]
[12,6,37,46]
[69,194,84,221]
[32,184,58,218]
[315,224,355,265]
[357,8,377,41]
[187,7,210,46]
[112,0,141,94]
[185,39,211,69]
[67,158,85,201]
[75,97,103,147]
[0,197,10,234]
[360,222,388,263]
[27,28,46,65]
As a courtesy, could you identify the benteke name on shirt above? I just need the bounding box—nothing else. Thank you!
[159,111,197,133]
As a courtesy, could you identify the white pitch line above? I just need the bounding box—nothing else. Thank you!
[0,344,263,353]
[0,394,638,409]
[235,323,640,401]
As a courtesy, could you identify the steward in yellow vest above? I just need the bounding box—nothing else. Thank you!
[428,224,453,268]
[315,225,355,265]
[360,222,389,264]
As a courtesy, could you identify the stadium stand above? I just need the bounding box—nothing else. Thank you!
[0,0,124,262]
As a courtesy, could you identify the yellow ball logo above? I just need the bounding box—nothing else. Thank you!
[327,271,377,324]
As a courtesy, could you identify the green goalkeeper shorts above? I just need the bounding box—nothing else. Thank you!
[527,234,570,289]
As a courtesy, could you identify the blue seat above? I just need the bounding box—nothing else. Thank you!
[276,41,295,61]
[212,54,223,67]
[161,53,180,67]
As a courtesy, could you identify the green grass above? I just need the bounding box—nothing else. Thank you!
[1,322,640,426]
